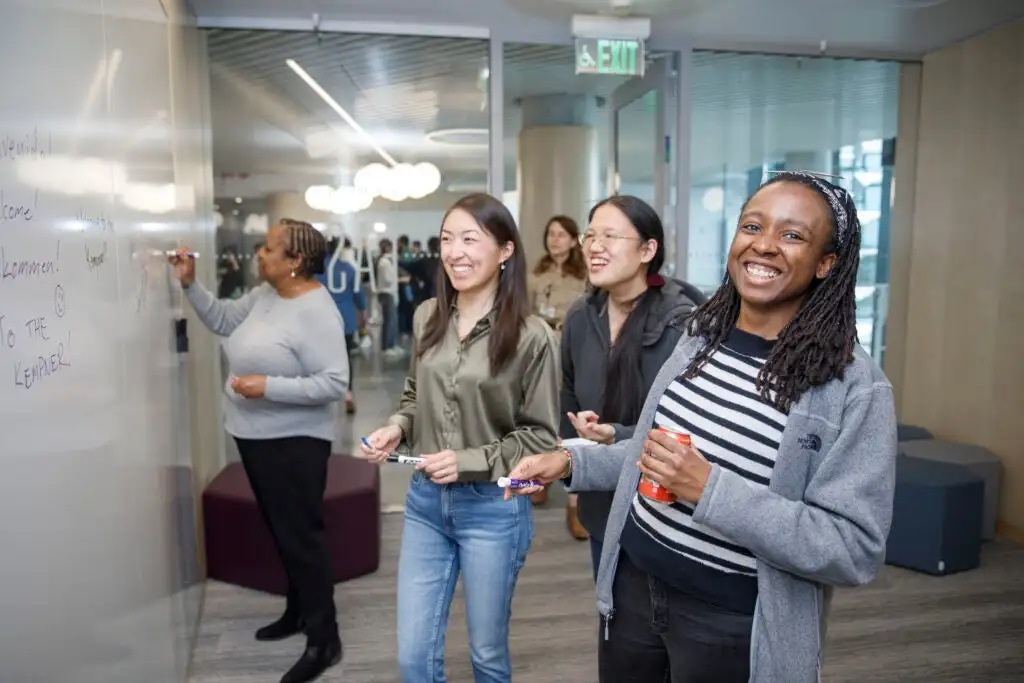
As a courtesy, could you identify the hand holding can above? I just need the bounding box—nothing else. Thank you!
[638,427,690,503]
[638,427,713,506]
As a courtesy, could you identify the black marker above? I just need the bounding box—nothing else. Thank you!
[361,437,423,465]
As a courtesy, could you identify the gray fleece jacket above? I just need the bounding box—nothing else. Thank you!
[566,334,897,683]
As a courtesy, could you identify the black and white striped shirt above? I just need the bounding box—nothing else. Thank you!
[619,328,788,614]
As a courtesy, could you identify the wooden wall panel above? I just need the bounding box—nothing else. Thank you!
[900,19,1024,531]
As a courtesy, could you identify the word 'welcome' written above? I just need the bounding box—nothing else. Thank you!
[0,188,38,223]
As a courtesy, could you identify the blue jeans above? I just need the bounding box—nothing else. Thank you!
[379,292,397,350]
[397,472,533,683]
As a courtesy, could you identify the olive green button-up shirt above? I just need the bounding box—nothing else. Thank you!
[387,298,561,482]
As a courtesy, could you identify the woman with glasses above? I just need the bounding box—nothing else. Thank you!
[559,195,700,572]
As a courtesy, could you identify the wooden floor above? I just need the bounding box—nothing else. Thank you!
[190,510,1024,683]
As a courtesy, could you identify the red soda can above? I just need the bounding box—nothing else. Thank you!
[638,427,691,503]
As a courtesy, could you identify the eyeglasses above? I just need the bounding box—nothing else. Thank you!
[580,232,642,248]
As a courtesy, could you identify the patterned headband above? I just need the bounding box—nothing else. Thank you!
[764,170,854,252]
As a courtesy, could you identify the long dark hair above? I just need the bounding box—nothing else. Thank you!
[418,193,529,375]
[593,195,666,426]
[684,172,862,413]
[534,215,587,280]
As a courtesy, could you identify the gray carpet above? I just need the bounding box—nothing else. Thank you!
[190,510,1024,683]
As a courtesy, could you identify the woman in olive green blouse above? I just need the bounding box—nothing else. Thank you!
[360,193,560,683]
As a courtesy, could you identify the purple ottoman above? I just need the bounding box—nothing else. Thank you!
[203,454,381,595]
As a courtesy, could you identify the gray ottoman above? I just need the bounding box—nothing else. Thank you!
[900,440,1001,540]
[897,423,933,441]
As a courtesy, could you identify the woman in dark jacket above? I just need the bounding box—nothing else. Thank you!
[560,195,702,570]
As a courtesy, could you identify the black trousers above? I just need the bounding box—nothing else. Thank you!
[235,436,337,644]
[599,553,753,683]
[345,332,357,395]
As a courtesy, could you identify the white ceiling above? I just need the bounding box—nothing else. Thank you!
[208,27,902,199]
[193,0,1024,58]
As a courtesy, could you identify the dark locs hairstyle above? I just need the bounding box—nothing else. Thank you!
[592,195,666,426]
[418,193,530,376]
[533,215,587,280]
[280,218,328,277]
[683,171,862,413]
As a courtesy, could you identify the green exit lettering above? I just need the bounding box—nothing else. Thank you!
[575,37,643,76]
[596,39,638,75]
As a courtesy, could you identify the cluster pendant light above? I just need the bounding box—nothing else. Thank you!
[287,57,443,216]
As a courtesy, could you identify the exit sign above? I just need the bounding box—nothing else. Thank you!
[575,37,645,77]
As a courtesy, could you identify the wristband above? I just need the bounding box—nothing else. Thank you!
[561,448,573,480]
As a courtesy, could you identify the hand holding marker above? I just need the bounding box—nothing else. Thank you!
[361,437,540,491]
[360,437,423,465]
[497,477,543,489]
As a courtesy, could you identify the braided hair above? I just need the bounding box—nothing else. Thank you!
[683,172,862,413]
[279,218,328,277]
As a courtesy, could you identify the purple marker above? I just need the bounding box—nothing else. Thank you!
[497,477,543,489]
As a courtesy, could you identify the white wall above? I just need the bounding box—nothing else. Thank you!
[0,1,216,681]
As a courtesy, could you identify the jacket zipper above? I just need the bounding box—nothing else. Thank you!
[603,609,615,641]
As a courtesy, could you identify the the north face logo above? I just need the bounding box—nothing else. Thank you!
[798,433,822,452]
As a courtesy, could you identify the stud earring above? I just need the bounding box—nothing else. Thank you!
[291,269,296,278]
[500,261,506,271]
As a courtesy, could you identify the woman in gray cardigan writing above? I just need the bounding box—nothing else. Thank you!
[508,172,897,683]
[171,218,348,683]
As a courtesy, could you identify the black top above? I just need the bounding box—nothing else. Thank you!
[620,327,786,615]
[560,278,701,540]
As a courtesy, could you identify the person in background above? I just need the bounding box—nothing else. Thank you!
[360,193,559,683]
[375,238,402,358]
[528,215,588,329]
[217,246,243,298]
[248,242,263,288]
[397,234,411,260]
[525,215,587,513]
[506,172,897,682]
[560,195,700,558]
[405,235,440,306]
[340,237,357,265]
[397,234,416,339]
[318,237,366,415]
[171,218,349,683]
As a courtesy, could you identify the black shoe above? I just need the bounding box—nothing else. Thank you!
[280,639,343,683]
[255,614,304,642]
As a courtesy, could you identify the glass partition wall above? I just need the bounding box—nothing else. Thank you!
[206,28,492,295]
[205,27,902,362]
[687,52,901,361]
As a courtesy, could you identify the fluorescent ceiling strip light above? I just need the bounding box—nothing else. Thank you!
[285,58,397,167]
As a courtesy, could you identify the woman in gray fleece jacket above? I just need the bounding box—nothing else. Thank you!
[507,171,897,683]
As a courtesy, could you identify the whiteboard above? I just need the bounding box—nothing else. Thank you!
[0,1,211,681]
